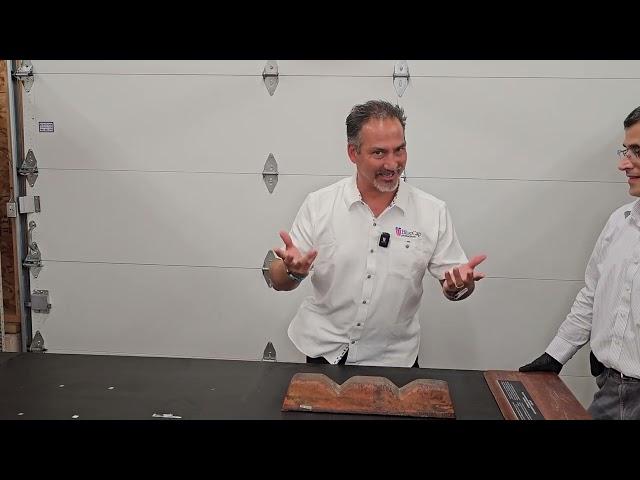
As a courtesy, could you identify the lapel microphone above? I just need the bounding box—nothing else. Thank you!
[379,232,390,248]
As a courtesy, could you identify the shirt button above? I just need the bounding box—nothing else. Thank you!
[351,340,356,344]
[405,244,409,249]
[367,274,371,279]
[373,222,377,226]
[370,249,374,253]
[362,300,367,304]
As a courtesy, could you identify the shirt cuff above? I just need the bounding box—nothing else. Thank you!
[545,336,580,365]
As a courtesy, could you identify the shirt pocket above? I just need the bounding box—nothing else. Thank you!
[388,236,427,281]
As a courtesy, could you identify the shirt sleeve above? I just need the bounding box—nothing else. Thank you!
[427,203,469,280]
[286,194,315,254]
[546,219,611,364]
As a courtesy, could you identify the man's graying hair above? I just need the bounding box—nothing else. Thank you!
[624,106,640,129]
[346,100,407,152]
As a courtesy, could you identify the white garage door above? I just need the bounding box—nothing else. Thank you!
[16,60,639,407]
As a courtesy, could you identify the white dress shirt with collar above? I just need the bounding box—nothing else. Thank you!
[547,199,640,379]
[286,175,468,366]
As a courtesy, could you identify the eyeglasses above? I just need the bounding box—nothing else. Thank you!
[617,145,640,160]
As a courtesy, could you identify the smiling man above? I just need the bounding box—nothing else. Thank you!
[520,105,640,419]
[269,100,486,367]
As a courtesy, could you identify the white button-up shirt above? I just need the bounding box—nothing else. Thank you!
[547,199,640,379]
[286,175,468,367]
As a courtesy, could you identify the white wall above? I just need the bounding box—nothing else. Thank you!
[23,60,640,408]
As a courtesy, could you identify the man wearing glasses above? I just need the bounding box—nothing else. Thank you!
[520,105,640,419]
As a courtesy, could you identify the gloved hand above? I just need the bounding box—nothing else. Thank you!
[519,352,562,374]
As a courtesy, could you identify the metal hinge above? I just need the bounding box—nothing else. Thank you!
[23,243,42,278]
[26,290,51,314]
[18,149,38,187]
[262,153,278,193]
[12,60,34,93]
[28,330,47,353]
[262,249,277,288]
[262,60,279,96]
[393,60,410,97]
[262,341,277,362]
[23,221,43,278]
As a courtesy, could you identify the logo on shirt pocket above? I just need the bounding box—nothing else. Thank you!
[395,226,422,238]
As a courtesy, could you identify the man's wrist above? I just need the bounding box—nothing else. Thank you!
[444,285,469,300]
[286,268,308,283]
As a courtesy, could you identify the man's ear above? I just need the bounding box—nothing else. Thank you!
[347,143,358,165]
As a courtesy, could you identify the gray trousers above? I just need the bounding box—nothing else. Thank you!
[588,368,640,420]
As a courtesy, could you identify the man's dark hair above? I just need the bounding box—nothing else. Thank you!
[624,106,640,129]
[346,100,407,151]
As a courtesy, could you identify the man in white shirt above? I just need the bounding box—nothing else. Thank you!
[269,100,486,367]
[520,106,640,420]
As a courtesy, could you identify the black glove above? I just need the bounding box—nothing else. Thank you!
[519,353,562,374]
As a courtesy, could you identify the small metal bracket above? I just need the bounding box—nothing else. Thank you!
[6,200,17,218]
[262,341,277,362]
[27,290,51,314]
[23,221,43,278]
[28,330,47,353]
[262,153,279,194]
[262,249,277,288]
[18,149,38,187]
[27,220,36,244]
[18,195,41,214]
[262,60,279,96]
[12,60,34,93]
[152,413,182,419]
[393,60,410,97]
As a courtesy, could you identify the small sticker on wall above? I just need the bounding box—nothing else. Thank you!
[39,122,54,133]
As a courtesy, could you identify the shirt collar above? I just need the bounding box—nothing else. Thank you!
[343,173,408,214]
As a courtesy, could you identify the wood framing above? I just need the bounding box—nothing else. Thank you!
[0,60,22,338]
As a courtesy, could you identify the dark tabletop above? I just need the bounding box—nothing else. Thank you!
[0,352,503,420]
